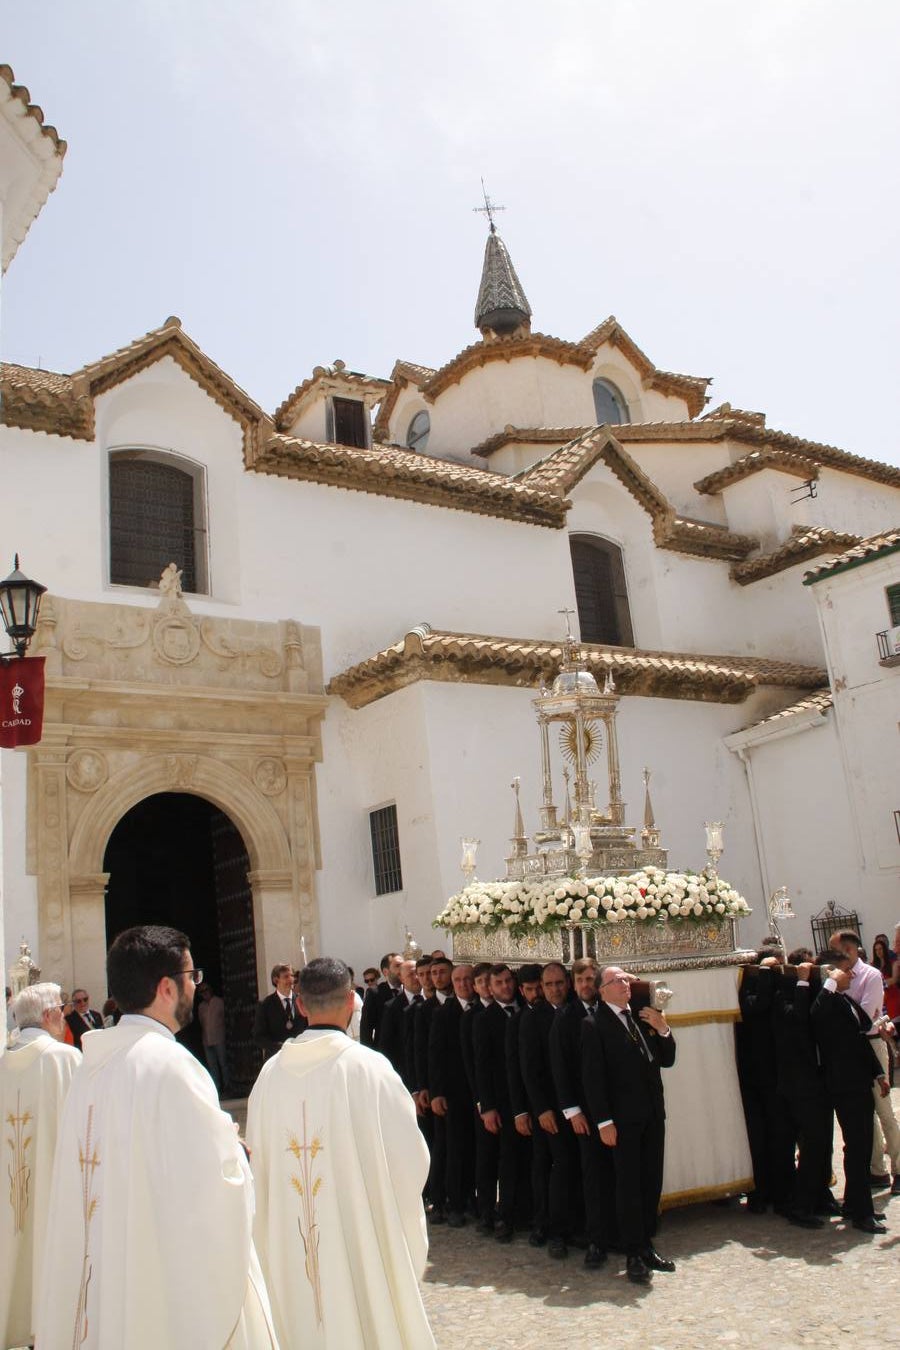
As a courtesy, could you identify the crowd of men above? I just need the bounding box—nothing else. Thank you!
[737,929,900,1235]
[359,949,677,1285]
[3,924,899,1347]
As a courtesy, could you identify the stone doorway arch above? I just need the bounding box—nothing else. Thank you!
[26,588,326,1006]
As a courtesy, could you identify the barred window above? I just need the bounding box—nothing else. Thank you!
[887,584,900,627]
[370,804,403,896]
[570,534,634,646]
[109,452,207,593]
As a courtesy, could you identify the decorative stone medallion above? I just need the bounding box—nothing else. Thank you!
[152,616,201,665]
[66,749,109,793]
[253,757,287,796]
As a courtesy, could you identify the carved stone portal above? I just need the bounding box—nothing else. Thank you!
[27,583,326,1000]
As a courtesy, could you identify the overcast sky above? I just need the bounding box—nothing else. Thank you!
[3,1,899,466]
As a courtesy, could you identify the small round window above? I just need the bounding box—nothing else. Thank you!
[592,378,628,426]
[406,410,431,452]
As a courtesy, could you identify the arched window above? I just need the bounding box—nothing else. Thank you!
[592,378,629,426]
[406,410,430,453]
[570,535,634,646]
[109,451,207,593]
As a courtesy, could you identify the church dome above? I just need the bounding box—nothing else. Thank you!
[474,229,532,338]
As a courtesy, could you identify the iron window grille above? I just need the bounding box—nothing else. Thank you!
[370,804,403,896]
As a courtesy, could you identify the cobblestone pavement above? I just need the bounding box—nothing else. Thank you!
[226,1098,899,1349]
[420,1196,899,1350]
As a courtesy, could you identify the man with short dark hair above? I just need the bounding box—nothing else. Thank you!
[253,960,307,1059]
[473,964,532,1241]
[40,925,276,1347]
[247,957,435,1349]
[413,956,453,1221]
[429,964,476,1227]
[359,952,401,1048]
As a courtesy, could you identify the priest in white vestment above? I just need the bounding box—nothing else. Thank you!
[0,982,80,1349]
[38,924,279,1350]
[247,956,435,1350]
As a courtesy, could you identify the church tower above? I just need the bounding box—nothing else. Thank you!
[474,224,532,340]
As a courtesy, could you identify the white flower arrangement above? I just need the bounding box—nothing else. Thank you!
[433,867,751,934]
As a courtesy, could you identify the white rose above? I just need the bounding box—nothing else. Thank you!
[637,906,648,920]
[679,903,692,917]
[557,900,571,915]
[693,902,704,916]
[554,887,567,901]
[607,910,620,923]
[547,900,557,914]
[668,903,680,916]
[587,906,599,920]
[715,902,725,914]
[601,896,612,910]
[577,882,589,898]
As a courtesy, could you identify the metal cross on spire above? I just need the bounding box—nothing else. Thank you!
[473,178,505,234]
[558,607,576,640]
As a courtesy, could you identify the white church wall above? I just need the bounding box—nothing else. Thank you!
[719,471,809,548]
[566,479,664,649]
[794,469,900,542]
[238,470,575,676]
[626,441,733,525]
[808,557,900,920]
[315,684,444,972]
[727,717,865,947]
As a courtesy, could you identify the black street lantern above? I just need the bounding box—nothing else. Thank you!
[0,555,47,659]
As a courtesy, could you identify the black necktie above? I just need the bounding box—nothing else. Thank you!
[284,998,293,1020]
[624,1008,652,1062]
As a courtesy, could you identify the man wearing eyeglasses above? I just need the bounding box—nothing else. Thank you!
[65,987,104,1049]
[39,924,278,1349]
[582,965,676,1285]
[0,983,80,1349]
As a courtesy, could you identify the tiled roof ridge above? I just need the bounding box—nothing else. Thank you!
[471,425,592,458]
[576,316,710,405]
[731,527,861,586]
[741,688,833,732]
[0,65,66,156]
[694,426,900,493]
[0,362,94,440]
[253,431,567,528]
[328,626,827,710]
[803,528,900,584]
[518,428,757,561]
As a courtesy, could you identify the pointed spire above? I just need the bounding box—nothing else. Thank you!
[474,230,532,338]
[643,768,655,832]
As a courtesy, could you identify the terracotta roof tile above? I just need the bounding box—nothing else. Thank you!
[517,428,757,561]
[374,317,710,440]
[1,65,67,271]
[742,688,833,731]
[690,422,900,493]
[253,433,566,527]
[0,363,94,440]
[730,527,861,586]
[471,425,591,458]
[803,528,900,584]
[328,626,827,709]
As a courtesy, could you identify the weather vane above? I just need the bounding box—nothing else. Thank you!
[473,178,505,234]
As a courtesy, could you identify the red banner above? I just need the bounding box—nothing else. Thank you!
[0,656,45,748]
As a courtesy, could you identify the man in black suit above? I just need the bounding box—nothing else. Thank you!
[461,962,497,1233]
[252,962,308,1059]
[428,962,476,1227]
[771,959,835,1226]
[583,964,676,1285]
[506,965,545,1246]
[375,959,420,1073]
[735,955,796,1214]
[473,963,532,1242]
[519,961,579,1259]
[66,988,104,1048]
[413,956,452,1221]
[810,950,890,1233]
[359,951,400,1048]
[550,957,610,1269]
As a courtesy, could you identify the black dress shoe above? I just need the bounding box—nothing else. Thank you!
[494,1220,514,1244]
[583,1242,607,1269]
[626,1254,652,1284]
[446,1211,466,1229]
[548,1237,568,1259]
[892,1176,900,1196]
[869,1173,890,1189]
[528,1228,548,1248]
[643,1247,676,1272]
[786,1211,825,1229]
[852,1216,887,1234]
[815,1197,842,1217]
